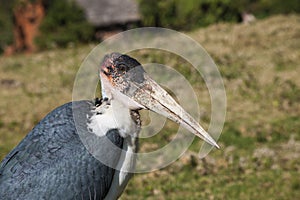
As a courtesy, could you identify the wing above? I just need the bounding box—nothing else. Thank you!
[0,100,124,200]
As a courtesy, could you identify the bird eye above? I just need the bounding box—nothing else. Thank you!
[118,64,127,72]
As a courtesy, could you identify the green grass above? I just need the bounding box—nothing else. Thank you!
[1,15,300,199]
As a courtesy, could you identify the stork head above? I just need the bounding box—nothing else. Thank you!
[99,52,219,148]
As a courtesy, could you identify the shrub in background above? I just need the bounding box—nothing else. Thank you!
[0,0,94,52]
[138,0,300,30]
[0,1,14,54]
[35,0,94,49]
[138,0,243,29]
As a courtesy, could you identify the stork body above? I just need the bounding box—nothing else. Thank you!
[0,99,138,199]
[0,53,218,199]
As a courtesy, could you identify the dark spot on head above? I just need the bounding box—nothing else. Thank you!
[114,55,145,83]
[114,55,141,71]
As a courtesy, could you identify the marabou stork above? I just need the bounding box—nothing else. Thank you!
[0,53,219,199]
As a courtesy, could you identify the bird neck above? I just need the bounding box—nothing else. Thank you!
[89,97,141,138]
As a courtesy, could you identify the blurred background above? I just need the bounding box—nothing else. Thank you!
[0,0,299,199]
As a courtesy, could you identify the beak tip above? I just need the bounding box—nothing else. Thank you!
[202,132,220,149]
[204,134,220,149]
[207,140,220,149]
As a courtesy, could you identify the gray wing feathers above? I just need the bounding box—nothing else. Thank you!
[0,101,123,200]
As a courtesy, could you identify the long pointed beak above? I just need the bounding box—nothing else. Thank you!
[126,73,220,149]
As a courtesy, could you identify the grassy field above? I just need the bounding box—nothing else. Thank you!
[0,15,299,199]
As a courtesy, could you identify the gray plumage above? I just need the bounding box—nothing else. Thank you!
[0,100,124,200]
